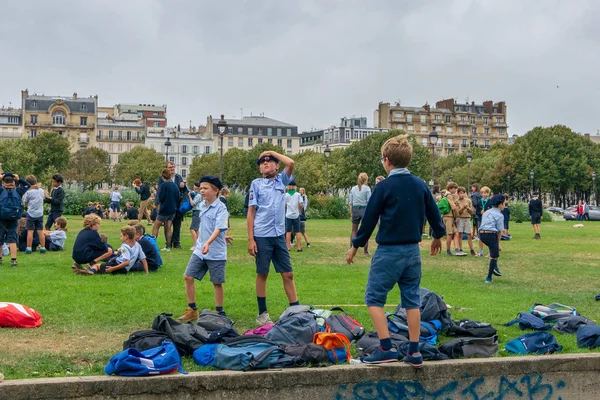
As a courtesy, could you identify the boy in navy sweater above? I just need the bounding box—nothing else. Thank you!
[347,135,445,367]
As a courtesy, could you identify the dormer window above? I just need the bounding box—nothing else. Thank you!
[52,111,66,125]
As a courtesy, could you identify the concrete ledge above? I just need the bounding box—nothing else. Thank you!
[1,353,599,399]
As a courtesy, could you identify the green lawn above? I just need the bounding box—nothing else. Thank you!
[0,216,599,379]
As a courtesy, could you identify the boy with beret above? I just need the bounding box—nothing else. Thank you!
[478,194,506,283]
[178,176,230,322]
[347,135,445,367]
[248,151,300,325]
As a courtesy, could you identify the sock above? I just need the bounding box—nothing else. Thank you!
[26,247,31,251]
[289,301,300,307]
[380,338,393,351]
[215,306,223,312]
[408,341,419,355]
[479,250,484,255]
[455,248,460,252]
[257,297,267,314]
[487,259,497,279]
[11,258,16,262]
[188,302,197,310]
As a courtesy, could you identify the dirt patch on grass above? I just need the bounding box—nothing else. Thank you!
[0,329,123,355]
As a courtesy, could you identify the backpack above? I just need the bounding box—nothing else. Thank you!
[282,343,329,364]
[505,332,562,355]
[1,243,8,256]
[123,330,171,352]
[313,332,351,364]
[152,313,209,356]
[0,302,42,328]
[265,310,320,345]
[179,198,192,214]
[505,312,552,331]
[530,303,578,322]
[396,341,449,361]
[438,336,499,359]
[325,307,365,342]
[105,340,184,376]
[192,343,219,366]
[577,326,600,349]
[437,197,451,215]
[143,235,163,266]
[196,308,235,333]
[554,316,595,335]
[0,189,23,221]
[446,319,497,338]
[356,331,408,357]
[278,304,314,320]
[386,313,442,345]
[395,289,453,329]
[213,336,304,371]
[244,323,275,336]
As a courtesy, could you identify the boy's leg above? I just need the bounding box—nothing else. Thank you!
[286,232,291,250]
[207,260,226,312]
[467,234,474,252]
[37,218,46,250]
[272,235,299,304]
[457,230,463,250]
[295,233,302,250]
[254,237,273,324]
[26,229,34,250]
[165,220,173,248]
[213,284,224,308]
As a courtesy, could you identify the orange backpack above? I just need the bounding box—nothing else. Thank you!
[313,332,351,363]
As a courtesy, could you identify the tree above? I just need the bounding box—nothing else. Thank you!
[64,148,111,190]
[0,138,37,177]
[292,150,328,194]
[222,148,253,188]
[29,132,70,178]
[188,153,219,185]
[114,146,165,186]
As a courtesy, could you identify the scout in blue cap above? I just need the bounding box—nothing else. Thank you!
[478,193,507,283]
[248,150,300,326]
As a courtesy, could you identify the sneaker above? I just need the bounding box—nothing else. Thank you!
[455,251,467,257]
[297,249,303,252]
[307,243,311,248]
[403,352,423,368]
[161,247,171,252]
[492,268,503,277]
[177,307,199,323]
[485,278,493,283]
[218,310,227,317]
[39,247,47,254]
[25,248,32,254]
[84,266,96,275]
[10,260,17,268]
[446,250,454,256]
[71,262,83,271]
[470,250,476,256]
[362,347,399,364]
[173,244,182,249]
[256,312,273,326]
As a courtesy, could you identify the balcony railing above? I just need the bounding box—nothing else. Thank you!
[96,135,145,142]
[456,120,470,126]
[493,122,507,127]
[431,119,445,125]
[25,122,96,129]
[78,136,89,143]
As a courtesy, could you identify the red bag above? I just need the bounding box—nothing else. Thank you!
[0,302,42,328]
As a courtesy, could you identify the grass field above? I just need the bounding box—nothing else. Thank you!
[0,216,599,379]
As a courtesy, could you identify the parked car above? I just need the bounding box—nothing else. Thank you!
[563,205,600,221]
[547,207,564,214]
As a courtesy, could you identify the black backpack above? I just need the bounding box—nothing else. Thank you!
[152,313,209,356]
[356,331,408,357]
[446,319,498,338]
[282,343,329,364]
[554,316,595,335]
[439,336,499,359]
[123,330,170,352]
[325,307,366,342]
[196,308,235,333]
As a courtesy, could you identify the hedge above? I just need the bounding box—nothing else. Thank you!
[508,201,553,223]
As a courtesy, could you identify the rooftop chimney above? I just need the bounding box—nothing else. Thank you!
[73,92,78,99]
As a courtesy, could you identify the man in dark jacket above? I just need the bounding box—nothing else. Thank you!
[157,161,188,249]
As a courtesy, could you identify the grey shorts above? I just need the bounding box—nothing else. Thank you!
[26,216,44,231]
[457,218,472,234]
[184,254,226,284]
[254,235,293,275]
[157,213,175,222]
[351,207,366,224]
[299,220,306,233]
[190,210,200,231]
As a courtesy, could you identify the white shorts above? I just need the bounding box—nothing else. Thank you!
[457,218,472,234]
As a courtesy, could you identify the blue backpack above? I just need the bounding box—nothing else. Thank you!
[0,189,23,221]
[143,235,163,267]
[213,336,304,371]
[576,326,600,349]
[505,332,562,355]
[505,312,553,331]
[104,340,185,376]
[193,343,219,366]
[179,198,192,214]
[386,313,442,345]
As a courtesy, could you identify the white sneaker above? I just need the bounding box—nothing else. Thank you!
[455,251,467,256]
[256,312,273,326]
[161,247,171,252]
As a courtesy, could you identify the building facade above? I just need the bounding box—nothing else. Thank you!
[206,115,300,155]
[96,118,146,165]
[21,90,98,152]
[0,108,22,139]
[376,99,508,156]
[145,127,213,180]
[115,103,167,134]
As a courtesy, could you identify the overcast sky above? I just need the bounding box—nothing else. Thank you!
[1,0,598,135]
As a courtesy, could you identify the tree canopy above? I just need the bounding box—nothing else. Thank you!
[114,146,165,186]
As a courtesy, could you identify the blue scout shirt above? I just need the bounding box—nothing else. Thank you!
[192,199,229,261]
[479,207,505,233]
[249,171,294,237]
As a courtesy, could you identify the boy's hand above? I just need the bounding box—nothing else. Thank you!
[106,266,114,273]
[259,150,276,159]
[498,245,502,251]
[226,235,234,245]
[201,243,210,255]
[248,239,258,257]
[346,247,358,264]
[430,238,442,255]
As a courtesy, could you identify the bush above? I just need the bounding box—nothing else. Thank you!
[509,201,552,223]
[307,195,349,219]
[227,191,245,218]
[59,189,141,216]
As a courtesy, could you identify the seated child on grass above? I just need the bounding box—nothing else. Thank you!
[72,214,113,270]
[43,216,67,251]
[133,224,161,271]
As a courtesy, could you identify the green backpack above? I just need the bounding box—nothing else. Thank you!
[437,197,451,215]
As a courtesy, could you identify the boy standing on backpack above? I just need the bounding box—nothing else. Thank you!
[0,173,31,267]
[529,191,543,239]
[248,151,300,326]
[23,175,47,254]
[178,176,229,322]
[44,174,65,230]
[347,135,445,367]
[478,194,506,283]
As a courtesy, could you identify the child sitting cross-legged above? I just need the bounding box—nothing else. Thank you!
[43,216,67,251]
[72,214,115,271]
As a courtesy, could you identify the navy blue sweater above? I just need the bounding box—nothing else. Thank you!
[352,173,445,248]
[72,228,108,264]
[135,184,151,201]
[157,181,179,216]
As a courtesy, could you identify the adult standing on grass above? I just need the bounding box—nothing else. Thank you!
[153,168,179,251]
[133,178,152,225]
[349,172,371,256]
[157,162,188,249]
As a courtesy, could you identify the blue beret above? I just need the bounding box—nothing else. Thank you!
[199,176,223,190]
[256,155,279,165]
[490,194,506,207]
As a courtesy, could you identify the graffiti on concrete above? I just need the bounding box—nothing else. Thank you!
[334,373,566,400]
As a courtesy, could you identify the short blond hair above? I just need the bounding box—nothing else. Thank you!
[83,214,102,229]
[481,186,491,195]
[127,220,138,226]
[120,226,135,240]
[381,135,412,168]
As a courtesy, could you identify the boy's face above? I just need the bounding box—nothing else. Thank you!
[449,187,457,194]
[91,222,100,231]
[458,191,466,199]
[134,233,141,241]
[497,203,505,211]
[51,179,59,187]
[200,182,218,200]
[193,185,201,193]
[120,233,128,243]
[259,160,278,178]
[482,191,489,199]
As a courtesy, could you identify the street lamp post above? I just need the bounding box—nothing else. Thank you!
[449,175,453,182]
[324,144,331,195]
[164,137,172,164]
[429,131,439,188]
[593,172,597,206]
[466,151,472,193]
[530,169,535,194]
[507,175,511,197]
[217,114,227,182]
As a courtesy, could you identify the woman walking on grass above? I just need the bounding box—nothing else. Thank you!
[349,172,371,256]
